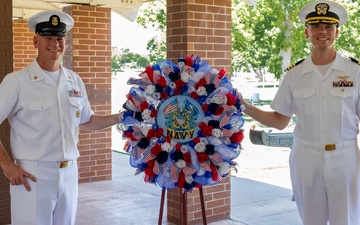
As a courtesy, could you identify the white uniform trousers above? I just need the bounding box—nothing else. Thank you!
[290,139,360,225]
[10,160,78,225]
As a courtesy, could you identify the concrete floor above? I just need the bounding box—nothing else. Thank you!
[76,151,302,225]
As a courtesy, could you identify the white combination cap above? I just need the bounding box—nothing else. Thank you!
[299,0,347,27]
[28,10,74,37]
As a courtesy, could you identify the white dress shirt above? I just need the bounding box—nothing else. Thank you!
[0,59,94,161]
[271,53,360,144]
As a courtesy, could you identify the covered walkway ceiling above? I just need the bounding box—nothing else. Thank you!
[13,0,154,21]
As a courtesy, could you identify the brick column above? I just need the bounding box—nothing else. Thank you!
[62,5,113,183]
[166,0,232,224]
[13,19,37,71]
[0,1,13,224]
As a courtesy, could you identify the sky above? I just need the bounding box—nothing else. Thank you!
[111,12,161,55]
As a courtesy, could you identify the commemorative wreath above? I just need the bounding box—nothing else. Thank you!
[117,55,245,192]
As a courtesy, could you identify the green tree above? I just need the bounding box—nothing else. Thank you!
[232,0,360,80]
[136,55,150,68]
[336,1,360,58]
[119,48,135,65]
[137,0,166,32]
[137,0,167,63]
[135,0,360,80]
[111,47,122,75]
[112,47,150,73]
[146,36,166,64]
[232,0,310,80]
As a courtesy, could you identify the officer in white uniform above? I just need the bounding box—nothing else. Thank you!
[0,10,121,225]
[241,1,360,225]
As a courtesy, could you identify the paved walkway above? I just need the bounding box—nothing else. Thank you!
[76,151,302,225]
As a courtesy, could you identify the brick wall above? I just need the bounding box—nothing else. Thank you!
[167,177,231,224]
[166,0,232,224]
[0,1,13,224]
[12,19,37,71]
[167,0,232,73]
[62,5,113,183]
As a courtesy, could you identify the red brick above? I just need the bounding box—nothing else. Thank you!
[166,0,232,223]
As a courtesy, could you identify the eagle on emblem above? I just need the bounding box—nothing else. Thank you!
[163,97,200,140]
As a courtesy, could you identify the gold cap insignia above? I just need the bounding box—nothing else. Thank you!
[51,16,59,26]
[316,3,329,15]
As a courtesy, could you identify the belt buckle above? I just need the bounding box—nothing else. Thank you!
[325,144,336,151]
[60,161,68,168]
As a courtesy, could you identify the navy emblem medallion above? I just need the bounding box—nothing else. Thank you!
[157,95,204,143]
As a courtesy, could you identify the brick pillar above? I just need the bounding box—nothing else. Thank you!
[13,19,37,71]
[62,5,113,183]
[0,1,13,224]
[166,0,232,224]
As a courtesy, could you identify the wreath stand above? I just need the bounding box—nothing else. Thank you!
[158,186,208,225]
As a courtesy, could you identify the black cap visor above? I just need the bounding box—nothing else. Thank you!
[305,11,340,26]
[35,21,67,37]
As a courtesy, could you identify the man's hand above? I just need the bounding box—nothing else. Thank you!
[2,161,37,191]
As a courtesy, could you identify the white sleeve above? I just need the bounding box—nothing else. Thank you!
[0,74,20,124]
[270,73,294,118]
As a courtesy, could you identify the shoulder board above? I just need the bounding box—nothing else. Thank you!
[284,59,305,72]
[350,57,360,65]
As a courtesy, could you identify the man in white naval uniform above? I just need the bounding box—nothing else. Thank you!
[241,1,360,225]
[0,10,121,225]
